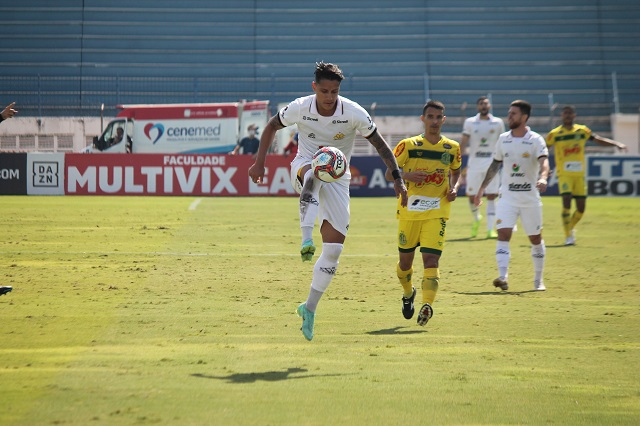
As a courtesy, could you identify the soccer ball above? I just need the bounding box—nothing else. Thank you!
[311,147,348,182]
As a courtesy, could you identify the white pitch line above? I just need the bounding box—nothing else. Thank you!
[188,198,203,211]
[0,251,391,258]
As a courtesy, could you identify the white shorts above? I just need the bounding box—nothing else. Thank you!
[495,199,543,236]
[290,156,351,236]
[466,167,500,196]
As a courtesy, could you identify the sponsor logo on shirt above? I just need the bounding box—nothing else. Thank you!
[522,152,530,158]
[508,182,532,191]
[308,133,316,139]
[475,152,492,158]
[408,196,441,212]
[303,115,318,121]
[419,169,445,186]
[511,163,525,177]
[333,133,345,140]
[332,119,349,124]
[563,144,581,156]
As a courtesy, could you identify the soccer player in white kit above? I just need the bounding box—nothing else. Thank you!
[460,96,505,239]
[249,62,407,341]
[474,100,550,292]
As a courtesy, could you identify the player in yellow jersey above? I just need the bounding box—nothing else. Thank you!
[385,100,461,326]
[546,106,627,245]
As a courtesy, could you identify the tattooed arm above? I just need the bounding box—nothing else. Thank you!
[367,130,408,207]
[473,159,502,207]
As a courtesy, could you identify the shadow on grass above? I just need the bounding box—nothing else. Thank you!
[191,368,344,383]
[366,326,428,335]
[451,290,541,296]
[447,237,488,243]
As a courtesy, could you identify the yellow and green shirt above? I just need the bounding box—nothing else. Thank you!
[546,124,592,177]
[393,134,461,220]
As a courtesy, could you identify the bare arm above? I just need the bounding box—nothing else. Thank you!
[367,130,408,207]
[0,102,17,121]
[459,133,470,156]
[536,156,550,193]
[591,134,627,152]
[248,114,285,184]
[447,167,462,202]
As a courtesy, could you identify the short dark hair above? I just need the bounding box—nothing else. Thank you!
[562,105,576,113]
[314,62,344,83]
[477,96,489,104]
[422,100,445,115]
[511,100,532,117]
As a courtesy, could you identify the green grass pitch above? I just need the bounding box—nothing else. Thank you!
[1,195,639,425]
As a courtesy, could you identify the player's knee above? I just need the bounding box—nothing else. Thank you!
[321,243,343,263]
[422,253,440,269]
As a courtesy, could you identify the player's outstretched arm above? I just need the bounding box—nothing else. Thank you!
[367,130,407,206]
[592,134,627,152]
[0,102,17,122]
[248,114,285,184]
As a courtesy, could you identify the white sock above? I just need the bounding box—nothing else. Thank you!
[531,240,546,284]
[486,199,496,231]
[307,243,343,311]
[469,201,480,221]
[300,169,320,243]
[305,288,324,312]
[496,240,510,280]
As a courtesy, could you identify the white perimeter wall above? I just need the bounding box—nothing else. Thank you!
[1,115,638,154]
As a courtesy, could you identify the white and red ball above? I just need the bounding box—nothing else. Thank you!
[311,147,348,182]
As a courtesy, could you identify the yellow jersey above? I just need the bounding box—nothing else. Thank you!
[393,134,461,220]
[546,124,592,177]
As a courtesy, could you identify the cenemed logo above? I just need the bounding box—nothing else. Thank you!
[144,123,165,144]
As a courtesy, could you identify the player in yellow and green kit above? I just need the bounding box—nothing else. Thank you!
[386,100,461,326]
[546,105,627,245]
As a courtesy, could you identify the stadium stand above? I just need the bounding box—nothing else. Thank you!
[1,0,638,139]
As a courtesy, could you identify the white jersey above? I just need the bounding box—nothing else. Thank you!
[462,113,505,170]
[279,94,376,180]
[494,128,549,207]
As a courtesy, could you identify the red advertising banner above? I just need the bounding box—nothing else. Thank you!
[64,154,298,196]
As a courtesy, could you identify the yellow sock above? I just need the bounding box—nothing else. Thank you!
[396,263,413,298]
[569,211,583,230]
[562,208,571,237]
[422,268,440,305]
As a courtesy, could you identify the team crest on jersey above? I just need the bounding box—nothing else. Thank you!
[415,141,423,146]
[399,231,407,246]
[440,152,453,165]
[333,133,345,140]
[522,152,530,158]
[443,143,452,149]
[480,138,488,145]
